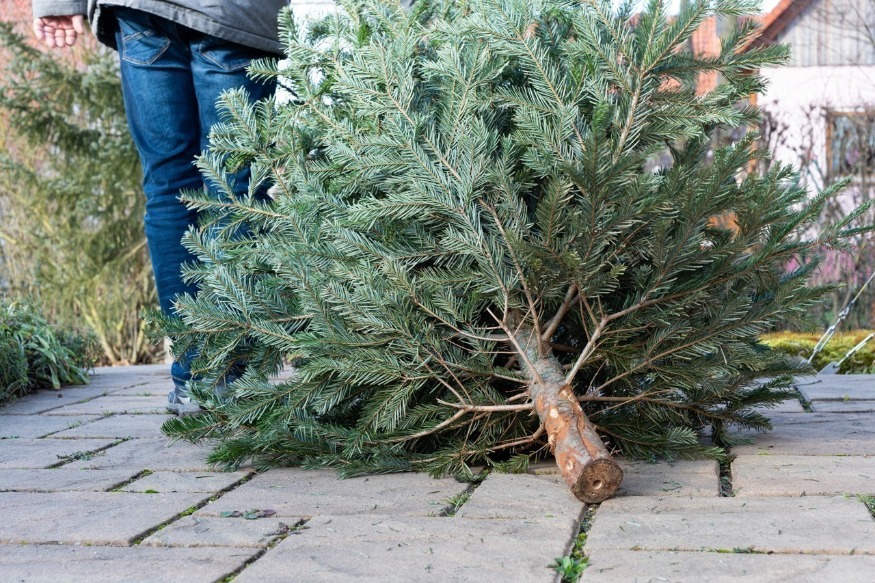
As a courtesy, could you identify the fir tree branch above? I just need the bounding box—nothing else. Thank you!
[564,319,607,385]
[437,399,534,412]
[489,425,546,452]
[420,355,474,409]
[484,0,587,153]
[613,76,644,163]
[480,198,545,355]
[384,408,469,443]
[542,283,579,342]
[489,308,544,384]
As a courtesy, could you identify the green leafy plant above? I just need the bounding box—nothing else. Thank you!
[0,22,159,366]
[0,298,99,402]
[157,0,871,493]
[551,504,596,581]
[550,555,588,582]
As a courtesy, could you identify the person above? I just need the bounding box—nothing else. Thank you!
[32,0,288,414]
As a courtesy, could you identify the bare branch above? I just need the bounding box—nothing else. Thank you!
[564,320,606,385]
[489,426,546,451]
[541,283,579,342]
[487,308,545,384]
[385,409,469,443]
[437,399,535,412]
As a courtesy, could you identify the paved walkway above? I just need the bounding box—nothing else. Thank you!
[0,366,873,582]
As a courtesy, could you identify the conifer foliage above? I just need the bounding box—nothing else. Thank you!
[160,0,870,499]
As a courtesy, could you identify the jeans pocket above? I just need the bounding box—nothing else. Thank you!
[118,10,171,66]
[197,36,266,73]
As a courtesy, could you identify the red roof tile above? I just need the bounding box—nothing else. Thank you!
[746,0,818,47]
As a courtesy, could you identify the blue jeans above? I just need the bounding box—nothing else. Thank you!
[113,7,276,389]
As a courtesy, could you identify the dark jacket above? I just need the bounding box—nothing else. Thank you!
[32,0,288,54]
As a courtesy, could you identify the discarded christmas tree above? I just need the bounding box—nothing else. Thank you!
[158,0,870,503]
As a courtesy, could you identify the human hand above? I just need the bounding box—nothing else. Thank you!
[32,15,85,49]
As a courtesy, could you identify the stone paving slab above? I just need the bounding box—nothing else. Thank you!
[234,515,572,583]
[797,376,875,401]
[803,385,875,401]
[63,438,220,472]
[49,414,173,438]
[0,469,138,492]
[754,399,806,414]
[583,550,875,583]
[795,374,875,385]
[811,400,875,413]
[106,383,171,397]
[81,365,170,394]
[121,470,252,493]
[530,459,720,497]
[141,515,291,548]
[766,412,875,424]
[0,543,257,583]
[585,496,875,555]
[617,460,720,497]
[0,438,119,469]
[0,491,208,544]
[0,388,112,415]
[88,364,169,377]
[82,365,169,387]
[0,414,100,439]
[84,378,153,392]
[732,414,875,455]
[457,473,583,519]
[770,412,875,425]
[197,469,466,518]
[43,396,167,416]
[732,455,875,496]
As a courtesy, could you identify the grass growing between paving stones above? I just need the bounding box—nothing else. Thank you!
[710,546,767,554]
[108,469,153,492]
[128,472,256,544]
[439,475,486,517]
[435,469,486,516]
[861,495,875,519]
[216,519,309,583]
[62,418,91,431]
[792,382,815,412]
[719,457,734,497]
[550,505,597,582]
[46,438,130,468]
[441,490,471,516]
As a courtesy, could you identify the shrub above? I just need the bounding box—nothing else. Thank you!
[0,22,160,365]
[762,330,875,374]
[0,298,100,403]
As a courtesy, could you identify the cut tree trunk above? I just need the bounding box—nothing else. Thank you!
[528,353,623,503]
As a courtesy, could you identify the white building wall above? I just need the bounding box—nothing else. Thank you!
[758,0,875,188]
[760,65,875,189]
[781,0,875,66]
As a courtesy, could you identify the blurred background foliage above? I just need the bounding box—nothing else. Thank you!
[0,21,161,365]
[762,330,875,374]
[0,297,101,403]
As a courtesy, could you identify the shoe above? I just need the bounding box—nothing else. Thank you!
[166,387,203,417]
